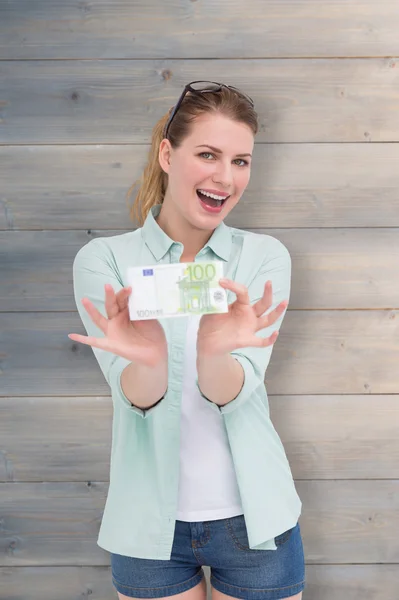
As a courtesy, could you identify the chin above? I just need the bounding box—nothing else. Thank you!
[190,218,217,232]
[196,210,226,226]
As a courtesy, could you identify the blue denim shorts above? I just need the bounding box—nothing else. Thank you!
[111,515,306,599]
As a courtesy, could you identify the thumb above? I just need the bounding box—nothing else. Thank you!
[116,286,132,312]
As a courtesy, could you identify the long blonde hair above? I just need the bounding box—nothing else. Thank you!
[127,86,259,226]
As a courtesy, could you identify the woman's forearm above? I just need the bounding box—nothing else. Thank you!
[196,350,244,406]
[120,347,244,410]
[120,357,168,409]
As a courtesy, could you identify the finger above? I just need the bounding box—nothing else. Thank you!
[80,296,109,333]
[219,278,250,305]
[259,331,279,347]
[256,301,288,332]
[68,332,109,351]
[116,286,132,312]
[253,281,273,317]
[104,283,123,319]
[251,330,279,348]
[235,330,279,350]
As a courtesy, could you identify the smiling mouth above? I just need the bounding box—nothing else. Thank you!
[196,190,230,207]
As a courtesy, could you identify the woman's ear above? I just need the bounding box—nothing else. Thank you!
[158,139,172,173]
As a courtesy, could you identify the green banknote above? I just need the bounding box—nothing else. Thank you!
[126,261,228,320]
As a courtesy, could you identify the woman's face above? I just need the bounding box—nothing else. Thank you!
[159,112,254,231]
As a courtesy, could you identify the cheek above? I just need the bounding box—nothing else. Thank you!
[237,169,251,190]
[194,161,213,181]
[178,158,208,185]
[170,161,193,193]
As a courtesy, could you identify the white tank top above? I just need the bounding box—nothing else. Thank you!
[176,315,244,522]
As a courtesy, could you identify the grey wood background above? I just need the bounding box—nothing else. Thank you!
[1,1,399,599]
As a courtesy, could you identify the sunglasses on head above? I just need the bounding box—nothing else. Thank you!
[163,80,255,140]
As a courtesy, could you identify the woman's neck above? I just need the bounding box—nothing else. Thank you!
[155,204,213,261]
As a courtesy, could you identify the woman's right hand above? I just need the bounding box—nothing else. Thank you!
[68,283,168,367]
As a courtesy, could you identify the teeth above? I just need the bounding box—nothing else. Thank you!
[197,189,228,201]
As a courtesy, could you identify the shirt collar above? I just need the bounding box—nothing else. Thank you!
[141,205,232,262]
[141,205,175,261]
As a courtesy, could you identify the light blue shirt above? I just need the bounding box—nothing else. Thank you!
[72,204,302,559]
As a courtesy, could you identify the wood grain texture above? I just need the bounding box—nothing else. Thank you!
[1,143,399,231]
[2,0,399,594]
[0,481,398,566]
[0,395,398,482]
[1,565,398,600]
[1,58,398,144]
[1,311,398,396]
[1,1,399,59]
[1,567,117,600]
[2,228,399,311]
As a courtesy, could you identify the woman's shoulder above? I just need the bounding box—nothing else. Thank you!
[228,225,291,260]
[74,228,142,262]
[72,229,145,286]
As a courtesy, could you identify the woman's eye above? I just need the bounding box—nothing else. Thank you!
[199,152,248,167]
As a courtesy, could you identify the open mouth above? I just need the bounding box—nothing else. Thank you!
[196,190,230,207]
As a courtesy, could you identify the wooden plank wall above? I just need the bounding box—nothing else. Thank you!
[1,1,399,598]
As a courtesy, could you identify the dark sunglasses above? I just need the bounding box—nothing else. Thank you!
[163,80,255,140]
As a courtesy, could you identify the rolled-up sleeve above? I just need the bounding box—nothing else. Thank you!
[72,239,166,418]
[197,242,291,415]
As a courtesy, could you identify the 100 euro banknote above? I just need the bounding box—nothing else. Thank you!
[126,261,228,320]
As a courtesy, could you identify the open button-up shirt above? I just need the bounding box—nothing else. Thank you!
[72,204,302,559]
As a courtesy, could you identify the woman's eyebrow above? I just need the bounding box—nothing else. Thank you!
[195,144,252,158]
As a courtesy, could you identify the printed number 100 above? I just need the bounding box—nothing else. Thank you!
[186,264,216,281]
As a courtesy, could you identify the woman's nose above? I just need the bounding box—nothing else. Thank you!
[212,162,233,188]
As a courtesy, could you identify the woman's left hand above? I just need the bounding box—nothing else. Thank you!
[196,278,288,356]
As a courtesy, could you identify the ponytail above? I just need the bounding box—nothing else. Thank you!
[127,110,171,226]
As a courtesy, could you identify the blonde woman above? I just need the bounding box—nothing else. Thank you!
[69,81,305,600]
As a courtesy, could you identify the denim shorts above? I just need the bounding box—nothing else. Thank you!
[111,515,306,599]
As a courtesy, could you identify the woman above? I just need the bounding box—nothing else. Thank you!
[69,81,305,600]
